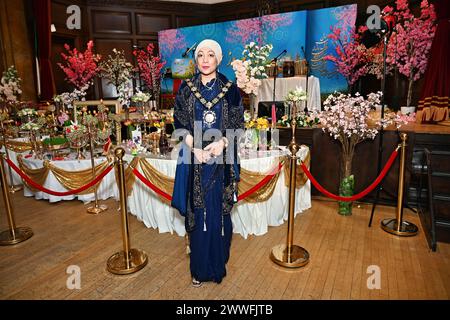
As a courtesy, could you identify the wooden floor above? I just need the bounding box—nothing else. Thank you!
[0,192,449,300]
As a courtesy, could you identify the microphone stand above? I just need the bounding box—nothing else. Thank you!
[301,46,309,112]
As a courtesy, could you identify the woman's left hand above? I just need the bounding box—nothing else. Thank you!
[203,139,225,157]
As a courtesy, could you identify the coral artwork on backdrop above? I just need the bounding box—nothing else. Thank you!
[158,29,187,55]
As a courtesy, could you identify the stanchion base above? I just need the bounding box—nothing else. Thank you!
[270,244,309,268]
[0,227,33,245]
[107,248,148,275]
[381,218,418,237]
[86,204,108,214]
[9,185,23,193]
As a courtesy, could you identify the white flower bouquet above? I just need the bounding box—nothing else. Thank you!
[231,42,273,95]
[17,108,38,117]
[131,90,151,103]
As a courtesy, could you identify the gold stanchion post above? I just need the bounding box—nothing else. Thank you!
[0,153,33,245]
[0,120,23,193]
[270,102,309,268]
[86,125,107,214]
[107,147,148,274]
[381,133,418,236]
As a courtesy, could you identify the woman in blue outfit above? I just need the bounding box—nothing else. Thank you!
[171,39,244,287]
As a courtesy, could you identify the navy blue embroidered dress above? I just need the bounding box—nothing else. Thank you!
[171,73,243,284]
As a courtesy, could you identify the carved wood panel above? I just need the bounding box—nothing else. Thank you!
[136,13,171,35]
[92,10,132,34]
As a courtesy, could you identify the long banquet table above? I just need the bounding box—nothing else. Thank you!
[22,156,118,203]
[1,138,31,186]
[126,146,311,239]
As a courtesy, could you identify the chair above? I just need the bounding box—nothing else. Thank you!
[419,149,450,251]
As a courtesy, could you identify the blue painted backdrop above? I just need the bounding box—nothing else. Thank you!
[158,4,356,99]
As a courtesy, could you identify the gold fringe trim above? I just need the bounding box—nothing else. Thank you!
[417,95,450,123]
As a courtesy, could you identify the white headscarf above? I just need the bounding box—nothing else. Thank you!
[194,39,223,65]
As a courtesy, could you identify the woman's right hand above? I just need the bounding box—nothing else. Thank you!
[192,148,211,163]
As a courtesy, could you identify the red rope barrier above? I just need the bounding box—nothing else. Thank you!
[132,161,284,203]
[300,149,399,202]
[132,168,172,201]
[237,161,284,201]
[5,158,114,196]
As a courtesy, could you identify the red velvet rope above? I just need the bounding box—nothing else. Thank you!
[237,161,284,201]
[5,158,114,196]
[132,168,172,201]
[132,161,284,203]
[300,149,399,202]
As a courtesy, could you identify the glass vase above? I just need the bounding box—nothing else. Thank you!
[338,175,354,215]
[245,128,259,151]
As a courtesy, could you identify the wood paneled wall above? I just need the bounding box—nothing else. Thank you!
[0,0,36,101]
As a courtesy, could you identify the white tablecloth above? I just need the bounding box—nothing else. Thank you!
[22,157,118,203]
[253,75,321,113]
[126,146,311,239]
[1,138,31,186]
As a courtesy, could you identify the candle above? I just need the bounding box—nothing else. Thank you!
[271,103,276,128]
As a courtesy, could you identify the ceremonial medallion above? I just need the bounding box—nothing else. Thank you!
[203,110,216,127]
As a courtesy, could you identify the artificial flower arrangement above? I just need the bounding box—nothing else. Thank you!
[131,90,151,103]
[383,0,436,109]
[317,91,406,215]
[20,122,42,131]
[99,48,134,106]
[278,86,318,127]
[99,48,133,89]
[244,116,270,150]
[285,86,307,103]
[58,40,101,91]
[277,112,320,128]
[245,116,270,130]
[133,44,166,104]
[231,42,273,95]
[17,108,38,117]
[53,86,89,109]
[0,65,22,103]
[324,26,370,90]
[153,120,165,129]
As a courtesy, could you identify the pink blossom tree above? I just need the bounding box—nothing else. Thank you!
[324,26,370,91]
[133,43,166,108]
[384,0,436,108]
[58,40,101,91]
